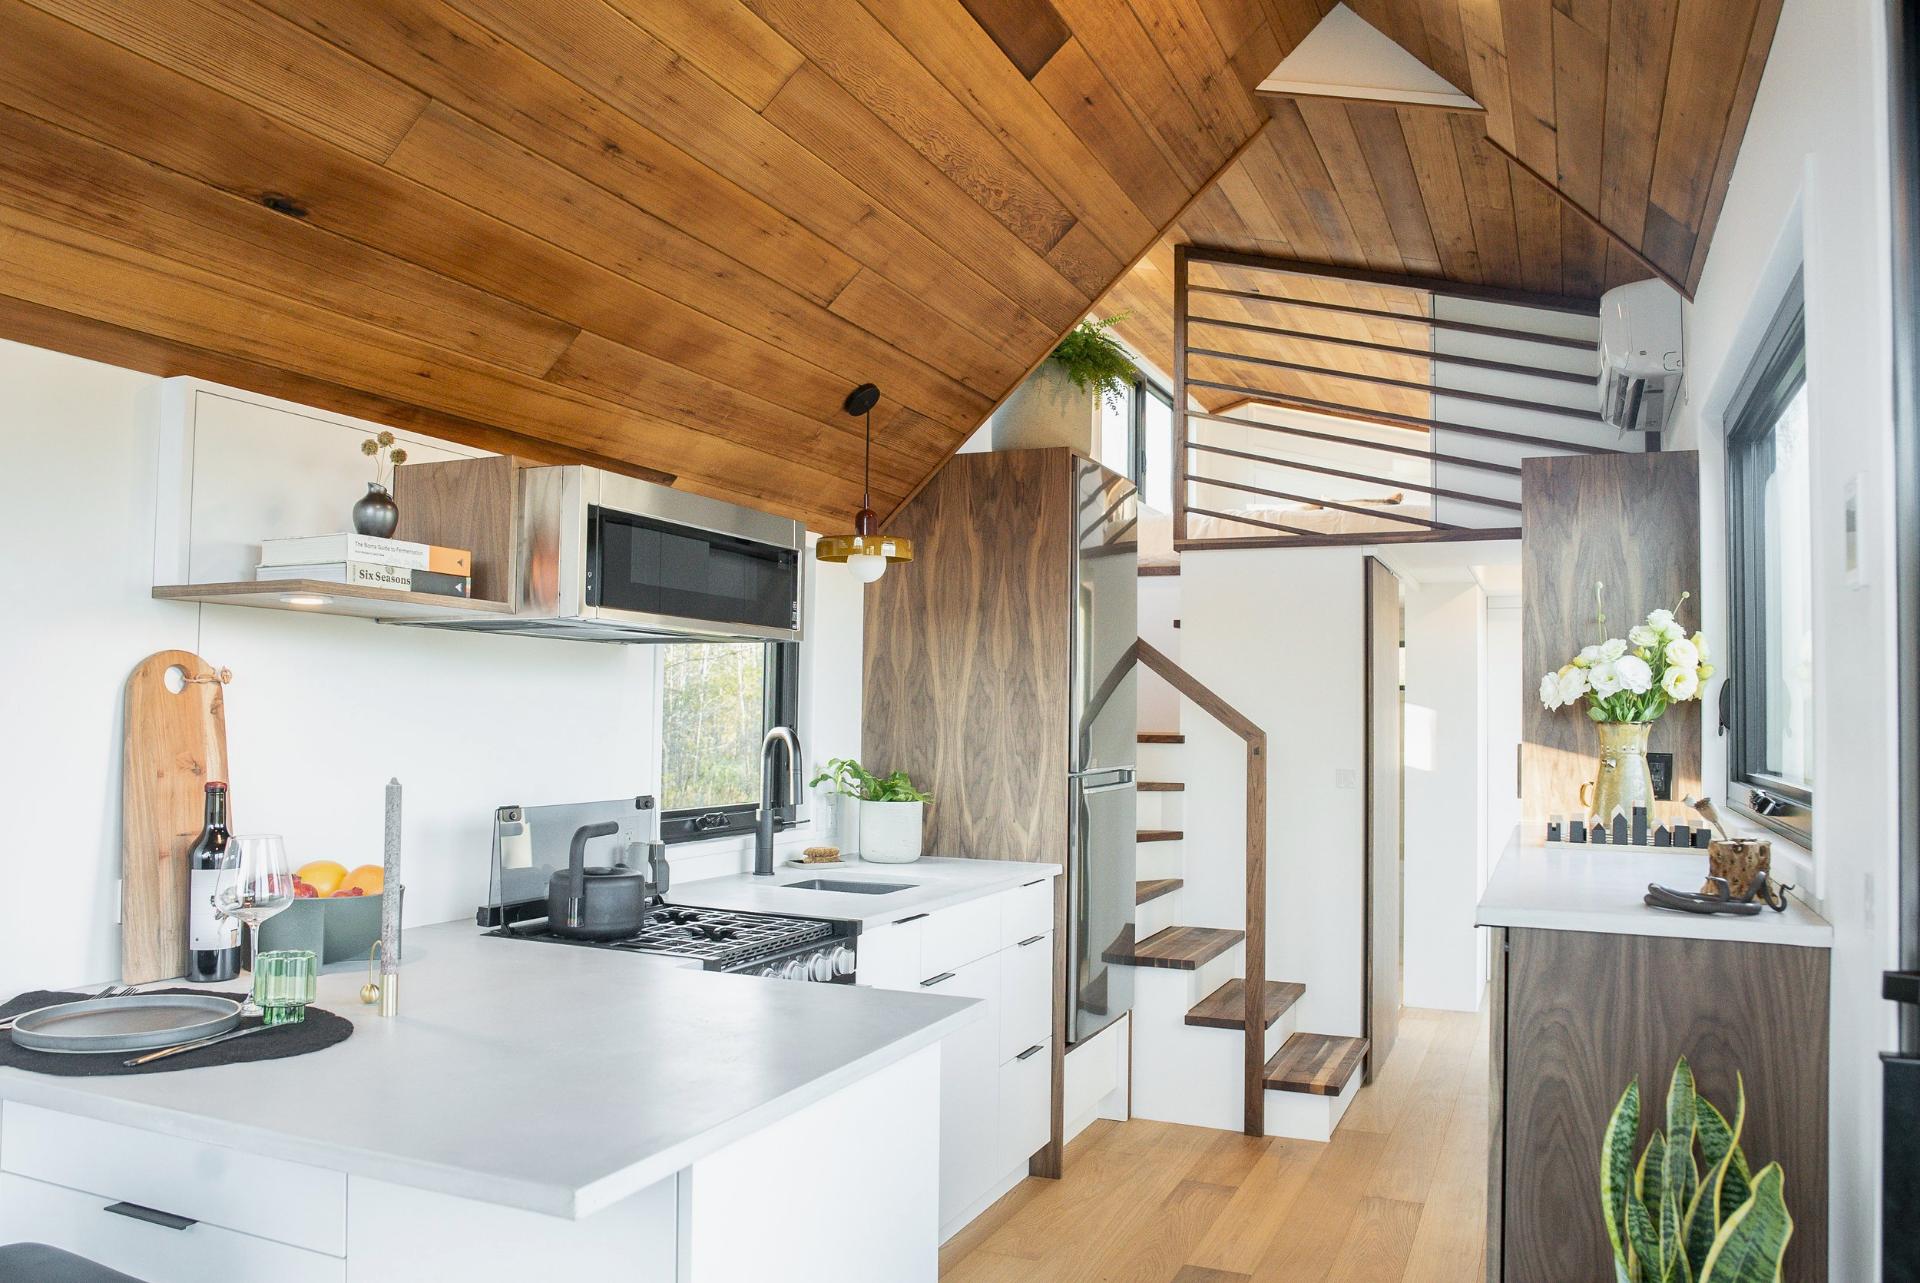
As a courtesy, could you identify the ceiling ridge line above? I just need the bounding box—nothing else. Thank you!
[1486,137,1693,301]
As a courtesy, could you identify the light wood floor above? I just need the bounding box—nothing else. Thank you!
[940,1007,1488,1283]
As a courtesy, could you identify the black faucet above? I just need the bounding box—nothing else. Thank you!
[755,726,802,876]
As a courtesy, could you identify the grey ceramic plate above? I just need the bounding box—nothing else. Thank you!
[9,994,242,1054]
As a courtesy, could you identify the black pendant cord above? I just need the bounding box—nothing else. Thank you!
[863,408,872,512]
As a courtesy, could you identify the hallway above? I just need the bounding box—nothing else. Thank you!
[940,1007,1487,1283]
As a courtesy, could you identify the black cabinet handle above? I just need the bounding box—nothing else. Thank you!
[920,971,955,987]
[1023,879,1045,887]
[1017,1044,1045,1060]
[1018,934,1045,947]
[893,913,929,925]
[105,1201,196,1231]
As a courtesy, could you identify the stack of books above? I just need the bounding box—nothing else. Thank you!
[256,533,474,597]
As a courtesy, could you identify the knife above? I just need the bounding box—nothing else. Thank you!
[123,1023,281,1067]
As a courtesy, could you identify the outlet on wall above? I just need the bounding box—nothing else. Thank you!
[1334,768,1358,790]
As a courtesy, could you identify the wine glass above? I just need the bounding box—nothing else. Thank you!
[214,835,296,1016]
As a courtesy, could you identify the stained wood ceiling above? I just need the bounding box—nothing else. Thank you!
[0,0,1782,526]
[0,0,1318,527]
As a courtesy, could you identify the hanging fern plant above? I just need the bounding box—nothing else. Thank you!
[1049,313,1136,411]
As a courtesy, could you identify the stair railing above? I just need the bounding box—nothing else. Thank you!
[1133,639,1269,1137]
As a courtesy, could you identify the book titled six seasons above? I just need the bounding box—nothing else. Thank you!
[256,533,474,597]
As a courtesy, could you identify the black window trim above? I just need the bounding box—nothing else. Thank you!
[1724,268,1813,846]
[660,641,802,845]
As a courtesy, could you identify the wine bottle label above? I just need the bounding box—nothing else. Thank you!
[189,869,240,950]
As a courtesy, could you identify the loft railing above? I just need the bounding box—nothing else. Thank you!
[1171,244,1619,551]
[1132,638,1269,1136]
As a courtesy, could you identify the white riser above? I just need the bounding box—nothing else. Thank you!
[1263,1066,1362,1142]
[1135,790,1183,830]
[1134,887,1181,938]
[1128,974,1297,1131]
[1134,841,1184,883]
[1133,741,1185,777]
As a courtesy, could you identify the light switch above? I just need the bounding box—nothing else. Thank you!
[1844,475,1866,588]
[1334,768,1358,790]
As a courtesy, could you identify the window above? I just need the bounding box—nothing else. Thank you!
[659,641,800,843]
[1094,369,1175,512]
[1725,273,1813,845]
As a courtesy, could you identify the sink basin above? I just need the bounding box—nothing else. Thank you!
[783,878,917,895]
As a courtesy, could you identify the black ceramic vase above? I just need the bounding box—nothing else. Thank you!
[353,483,399,538]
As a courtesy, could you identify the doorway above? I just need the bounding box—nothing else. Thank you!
[1363,555,1404,1080]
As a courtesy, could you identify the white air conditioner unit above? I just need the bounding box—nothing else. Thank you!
[1597,278,1684,431]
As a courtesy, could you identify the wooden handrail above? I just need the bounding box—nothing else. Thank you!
[1134,639,1268,1136]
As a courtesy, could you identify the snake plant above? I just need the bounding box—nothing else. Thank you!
[1601,1058,1793,1282]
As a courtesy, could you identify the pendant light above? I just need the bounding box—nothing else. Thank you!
[816,382,914,583]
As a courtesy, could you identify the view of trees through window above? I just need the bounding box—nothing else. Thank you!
[661,642,765,811]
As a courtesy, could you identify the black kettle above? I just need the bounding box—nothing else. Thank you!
[547,821,652,940]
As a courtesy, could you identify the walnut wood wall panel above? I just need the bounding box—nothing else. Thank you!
[863,448,1071,862]
[0,0,1313,529]
[1519,451,1701,821]
[1497,928,1828,1283]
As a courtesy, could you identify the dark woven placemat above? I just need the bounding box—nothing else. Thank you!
[0,988,353,1076]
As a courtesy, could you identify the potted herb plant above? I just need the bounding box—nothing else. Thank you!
[810,758,933,864]
[1601,1057,1791,1280]
[1539,584,1716,823]
[991,313,1136,456]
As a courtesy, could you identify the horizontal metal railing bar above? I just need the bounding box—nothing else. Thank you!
[1186,471,1457,529]
[1177,527,1525,551]
[1185,381,1622,455]
[1188,410,1523,477]
[1187,314,1595,384]
[1184,246,1601,315]
[1185,284,1598,351]
[1187,439,1524,512]
[1188,347,1603,420]
[1188,504,1325,538]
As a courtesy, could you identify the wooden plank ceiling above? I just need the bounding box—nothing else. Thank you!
[0,0,1321,528]
[1105,0,1783,417]
[0,0,1781,525]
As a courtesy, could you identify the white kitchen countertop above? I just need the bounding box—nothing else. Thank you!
[0,922,976,1218]
[672,855,1061,927]
[1476,828,1832,947]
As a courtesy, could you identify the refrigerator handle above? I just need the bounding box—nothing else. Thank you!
[1073,767,1136,796]
[1068,766,1136,781]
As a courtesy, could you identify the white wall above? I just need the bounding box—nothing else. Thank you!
[1666,0,1896,1272]
[0,340,863,993]
[1401,581,1487,1011]
[1179,547,1366,1036]
[1483,599,1523,858]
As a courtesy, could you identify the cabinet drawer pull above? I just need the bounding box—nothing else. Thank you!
[1022,879,1045,887]
[105,1201,197,1231]
[1016,1044,1045,1060]
[892,913,930,925]
[1017,934,1045,947]
[920,971,956,987]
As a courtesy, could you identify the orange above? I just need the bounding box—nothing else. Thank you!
[296,860,348,897]
[338,864,385,897]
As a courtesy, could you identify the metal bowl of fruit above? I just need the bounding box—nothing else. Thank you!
[255,862,395,970]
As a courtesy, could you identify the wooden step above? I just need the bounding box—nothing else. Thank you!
[1137,731,1185,744]
[1135,878,1183,905]
[1138,780,1184,792]
[1139,562,1180,578]
[1138,828,1181,843]
[1102,925,1244,970]
[1185,979,1306,1030]
[1263,1033,1369,1096]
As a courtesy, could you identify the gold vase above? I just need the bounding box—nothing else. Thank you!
[1579,721,1654,823]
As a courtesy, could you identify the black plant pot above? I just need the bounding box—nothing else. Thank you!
[353,483,399,538]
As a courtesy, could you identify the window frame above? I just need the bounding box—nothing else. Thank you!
[1723,270,1813,847]
[1134,373,1173,510]
[659,640,802,845]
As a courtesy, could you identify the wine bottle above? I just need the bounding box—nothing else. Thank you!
[186,782,241,983]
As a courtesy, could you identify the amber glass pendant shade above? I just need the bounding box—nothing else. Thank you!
[817,384,915,582]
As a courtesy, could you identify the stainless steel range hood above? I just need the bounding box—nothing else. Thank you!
[400,465,806,645]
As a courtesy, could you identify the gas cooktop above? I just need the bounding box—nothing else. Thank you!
[491,901,857,981]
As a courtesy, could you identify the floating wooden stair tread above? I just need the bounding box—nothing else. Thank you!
[1135,878,1183,905]
[1263,1033,1370,1096]
[1138,731,1185,744]
[1138,780,1184,792]
[1137,829,1182,843]
[1186,979,1306,1031]
[1102,925,1244,970]
[1139,562,1181,577]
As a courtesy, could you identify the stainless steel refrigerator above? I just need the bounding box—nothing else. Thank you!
[1066,457,1138,1045]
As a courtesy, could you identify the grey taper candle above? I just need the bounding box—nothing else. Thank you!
[380,777,402,1015]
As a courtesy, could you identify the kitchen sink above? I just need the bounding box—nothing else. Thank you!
[783,878,917,895]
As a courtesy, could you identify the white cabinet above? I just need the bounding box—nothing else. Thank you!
[858,874,1059,1240]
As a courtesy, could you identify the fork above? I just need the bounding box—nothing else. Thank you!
[1,983,137,1032]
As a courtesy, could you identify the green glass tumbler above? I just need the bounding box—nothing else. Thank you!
[253,949,317,1026]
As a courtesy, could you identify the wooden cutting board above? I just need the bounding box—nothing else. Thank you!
[122,650,230,984]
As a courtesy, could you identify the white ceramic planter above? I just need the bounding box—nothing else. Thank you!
[857,800,925,863]
[826,790,861,856]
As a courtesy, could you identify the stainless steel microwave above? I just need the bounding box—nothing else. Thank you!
[416,466,805,644]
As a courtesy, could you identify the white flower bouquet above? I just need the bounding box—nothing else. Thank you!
[1540,584,1716,723]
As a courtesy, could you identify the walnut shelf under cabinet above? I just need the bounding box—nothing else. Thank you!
[152,580,513,622]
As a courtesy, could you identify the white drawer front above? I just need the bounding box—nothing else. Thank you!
[920,893,1002,980]
[0,1172,344,1283]
[927,952,1001,1228]
[999,931,1053,1063]
[0,1102,346,1256]
[997,1040,1052,1175]
[857,915,924,991]
[1000,876,1054,948]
